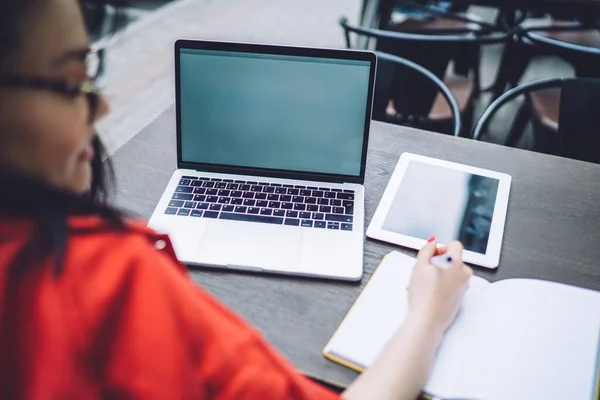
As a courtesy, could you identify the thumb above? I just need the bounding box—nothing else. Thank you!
[417,237,437,263]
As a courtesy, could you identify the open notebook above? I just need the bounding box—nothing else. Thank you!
[323,251,600,400]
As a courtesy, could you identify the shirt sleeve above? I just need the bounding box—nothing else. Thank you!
[72,231,341,400]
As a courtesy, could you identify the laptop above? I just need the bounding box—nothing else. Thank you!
[148,39,376,281]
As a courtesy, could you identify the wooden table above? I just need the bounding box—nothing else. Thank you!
[111,105,600,387]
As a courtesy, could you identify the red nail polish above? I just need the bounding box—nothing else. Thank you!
[427,235,436,243]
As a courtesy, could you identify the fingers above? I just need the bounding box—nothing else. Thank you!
[444,241,464,266]
[416,239,437,263]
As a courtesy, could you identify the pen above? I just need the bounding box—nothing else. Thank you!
[429,254,453,269]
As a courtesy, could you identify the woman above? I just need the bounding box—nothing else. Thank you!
[0,0,473,398]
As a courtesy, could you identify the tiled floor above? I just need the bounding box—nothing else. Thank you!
[98,1,574,156]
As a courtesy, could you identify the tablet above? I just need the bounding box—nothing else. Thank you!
[367,153,511,269]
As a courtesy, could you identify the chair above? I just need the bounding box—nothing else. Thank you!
[374,51,462,137]
[339,16,509,136]
[472,77,600,164]
[489,23,600,149]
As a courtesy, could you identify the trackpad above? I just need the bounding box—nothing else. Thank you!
[197,222,302,271]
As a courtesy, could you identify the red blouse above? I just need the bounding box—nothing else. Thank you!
[0,216,339,399]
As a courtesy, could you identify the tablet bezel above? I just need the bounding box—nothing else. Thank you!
[366,153,511,269]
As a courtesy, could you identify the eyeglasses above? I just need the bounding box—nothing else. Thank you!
[0,48,104,123]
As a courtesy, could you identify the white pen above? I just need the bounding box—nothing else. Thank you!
[430,254,453,269]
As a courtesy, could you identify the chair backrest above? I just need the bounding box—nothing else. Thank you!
[472,77,600,164]
[557,78,600,164]
[339,17,509,127]
[374,52,462,137]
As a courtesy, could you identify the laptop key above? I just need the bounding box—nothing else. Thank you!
[226,183,239,190]
[179,179,191,186]
[206,189,218,195]
[292,196,304,203]
[215,182,227,189]
[256,200,268,207]
[191,210,203,217]
[305,197,317,204]
[307,205,319,212]
[326,214,353,223]
[312,190,324,197]
[177,208,190,216]
[222,205,235,212]
[242,192,254,199]
[165,207,178,215]
[275,187,287,194]
[301,220,313,228]
[307,186,318,190]
[247,207,260,214]
[331,188,343,192]
[218,189,230,197]
[206,196,219,203]
[234,180,246,184]
[193,195,206,202]
[176,186,193,193]
[197,203,209,210]
[281,202,293,210]
[331,199,342,206]
[273,209,285,217]
[218,197,231,204]
[288,188,300,195]
[267,194,279,201]
[184,201,197,209]
[239,184,251,191]
[202,181,215,188]
[312,213,325,220]
[169,200,184,207]
[337,192,354,200]
[327,222,340,230]
[319,206,332,213]
[295,185,306,189]
[284,218,300,226]
[234,206,247,213]
[172,193,193,200]
[246,181,257,185]
[345,204,354,215]
[286,210,299,218]
[223,179,234,182]
[204,211,219,218]
[263,186,275,193]
[317,198,329,205]
[268,201,281,208]
[300,189,312,196]
[243,199,255,206]
[282,184,294,188]
[219,212,283,225]
[231,198,243,205]
[191,180,204,187]
[333,207,345,214]
[209,204,222,211]
[255,193,267,200]
[193,187,206,194]
[314,221,326,229]
[230,190,242,197]
[299,212,311,219]
[251,185,263,192]
[181,175,197,180]
[270,183,282,187]
[293,203,306,211]
[325,191,336,199]
[260,208,273,215]
[210,178,223,181]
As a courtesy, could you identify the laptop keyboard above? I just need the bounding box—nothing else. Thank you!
[164,176,355,231]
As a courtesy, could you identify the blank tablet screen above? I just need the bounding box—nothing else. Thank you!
[381,161,499,254]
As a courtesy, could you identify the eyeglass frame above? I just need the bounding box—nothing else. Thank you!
[0,47,105,123]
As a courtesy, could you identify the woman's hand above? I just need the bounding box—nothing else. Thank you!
[407,238,473,334]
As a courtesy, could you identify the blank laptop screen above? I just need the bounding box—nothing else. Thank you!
[179,48,371,177]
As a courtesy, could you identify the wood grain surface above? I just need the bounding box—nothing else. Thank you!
[111,105,600,387]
